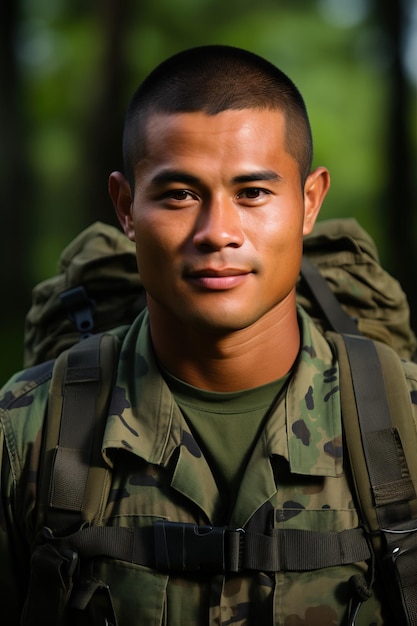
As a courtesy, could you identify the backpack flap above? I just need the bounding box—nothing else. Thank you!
[24,222,146,367]
[298,218,417,361]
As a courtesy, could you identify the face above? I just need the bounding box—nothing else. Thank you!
[110,108,329,334]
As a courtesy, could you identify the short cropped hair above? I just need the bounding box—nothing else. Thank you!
[123,45,313,189]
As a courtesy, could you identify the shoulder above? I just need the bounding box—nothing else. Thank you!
[0,360,53,455]
[0,360,53,412]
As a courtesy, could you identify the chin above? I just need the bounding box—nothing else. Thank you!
[185,311,260,334]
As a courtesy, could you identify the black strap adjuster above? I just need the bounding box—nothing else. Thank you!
[59,286,95,336]
[154,521,245,573]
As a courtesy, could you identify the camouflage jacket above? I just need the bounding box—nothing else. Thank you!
[1,306,417,626]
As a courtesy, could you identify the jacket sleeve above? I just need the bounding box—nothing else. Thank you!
[0,420,29,622]
[0,369,51,624]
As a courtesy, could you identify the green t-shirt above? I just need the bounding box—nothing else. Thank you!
[162,369,289,518]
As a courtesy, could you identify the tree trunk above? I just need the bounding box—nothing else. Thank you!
[377,0,417,333]
[82,0,132,230]
[0,0,35,377]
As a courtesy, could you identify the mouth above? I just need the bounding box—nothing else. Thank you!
[185,267,252,290]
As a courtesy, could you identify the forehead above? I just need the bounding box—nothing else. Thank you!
[140,109,288,158]
[145,106,285,131]
[133,108,301,187]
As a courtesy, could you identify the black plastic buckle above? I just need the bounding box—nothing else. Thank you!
[154,521,245,573]
[59,286,95,336]
[382,521,417,563]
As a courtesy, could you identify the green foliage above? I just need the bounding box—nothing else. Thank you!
[0,0,416,380]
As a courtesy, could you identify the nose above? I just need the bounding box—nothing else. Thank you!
[192,196,244,251]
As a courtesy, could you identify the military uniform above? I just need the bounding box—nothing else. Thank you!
[1,306,417,625]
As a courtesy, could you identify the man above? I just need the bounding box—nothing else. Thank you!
[1,45,417,625]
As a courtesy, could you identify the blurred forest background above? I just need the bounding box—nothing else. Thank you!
[0,0,416,381]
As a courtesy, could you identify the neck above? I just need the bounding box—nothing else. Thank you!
[148,293,300,392]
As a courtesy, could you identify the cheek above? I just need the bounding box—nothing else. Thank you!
[253,215,304,288]
[135,235,163,277]
[136,211,192,255]
[247,209,304,254]
[133,218,180,281]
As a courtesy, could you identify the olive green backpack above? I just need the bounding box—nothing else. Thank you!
[24,217,417,366]
[24,221,146,368]
[22,218,417,625]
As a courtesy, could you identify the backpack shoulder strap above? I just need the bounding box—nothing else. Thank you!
[36,328,125,534]
[302,250,417,622]
[327,331,417,624]
[300,256,361,336]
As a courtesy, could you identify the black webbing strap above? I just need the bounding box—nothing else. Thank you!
[243,527,370,572]
[46,521,371,574]
[301,256,360,336]
[341,334,415,524]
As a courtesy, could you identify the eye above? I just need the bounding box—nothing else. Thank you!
[159,189,199,207]
[236,187,271,201]
[167,189,195,201]
[240,188,261,198]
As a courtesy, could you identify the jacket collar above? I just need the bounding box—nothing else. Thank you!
[103,307,342,479]
[265,307,343,477]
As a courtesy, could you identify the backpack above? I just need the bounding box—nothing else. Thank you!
[24,218,417,366]
[21,219,417,625]
[23,221,146,368]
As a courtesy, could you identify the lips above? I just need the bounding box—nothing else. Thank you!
[186,267,252,290]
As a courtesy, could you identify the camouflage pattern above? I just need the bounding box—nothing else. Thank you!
[1,306,417,625]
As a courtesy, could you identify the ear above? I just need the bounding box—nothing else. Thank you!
[108,171,135,241]
[302,167,330,236]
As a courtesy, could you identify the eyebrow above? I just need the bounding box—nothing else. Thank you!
[231,170,282,184]
[150,168,282,187]
[150,170,201,187]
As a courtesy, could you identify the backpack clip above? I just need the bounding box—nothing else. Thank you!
[154,521,245,573]
[59,286,96,337]
[381,521,417,623]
